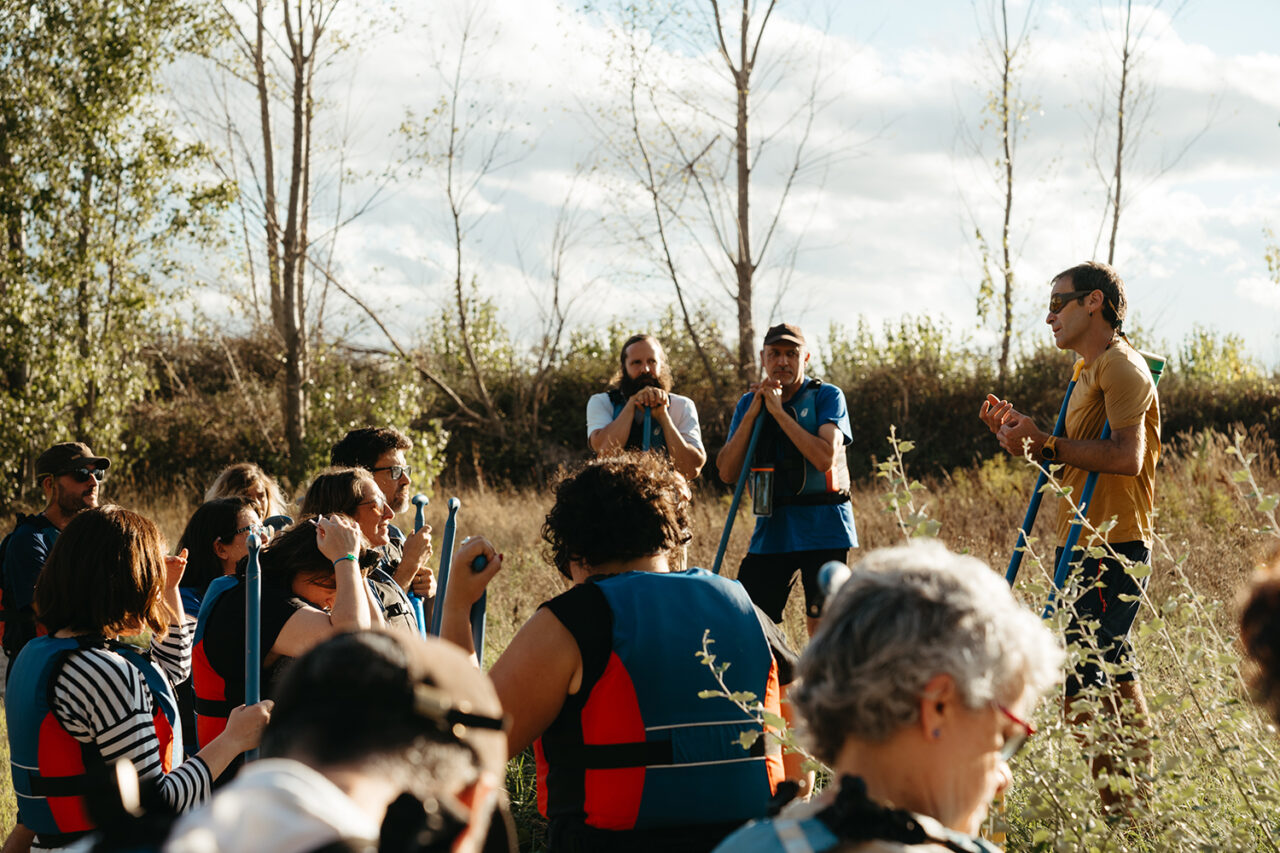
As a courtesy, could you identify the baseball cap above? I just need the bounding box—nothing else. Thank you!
[35,442,111,477]
[762,323,805,347]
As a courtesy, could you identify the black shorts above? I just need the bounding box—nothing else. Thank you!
[736,549,849,623]
[1057,540,1150,696]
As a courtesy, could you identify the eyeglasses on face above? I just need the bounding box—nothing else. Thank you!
[1047,289,1093,315]
[996,703,1036,761]
[62,467,105,483]
[370,464,411,480]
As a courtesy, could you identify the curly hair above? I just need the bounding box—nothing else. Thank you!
[792,542,1063,764]
[541,453,691,579]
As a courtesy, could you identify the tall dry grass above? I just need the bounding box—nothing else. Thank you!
[1,425,1277,847]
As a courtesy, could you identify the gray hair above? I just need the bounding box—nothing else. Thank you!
[792,541,1063,764]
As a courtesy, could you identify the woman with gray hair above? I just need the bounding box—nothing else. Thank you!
[715,541,1062,852]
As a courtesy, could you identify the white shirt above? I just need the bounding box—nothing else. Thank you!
[165,759,380,853]
[586,391,704,452]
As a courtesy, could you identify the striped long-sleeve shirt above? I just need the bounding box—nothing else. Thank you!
[50,621,212,815]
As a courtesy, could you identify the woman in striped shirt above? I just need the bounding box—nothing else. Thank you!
[4,505,271,851]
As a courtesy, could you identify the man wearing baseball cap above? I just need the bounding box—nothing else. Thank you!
[717,324,858,636]
[1,441,110,676]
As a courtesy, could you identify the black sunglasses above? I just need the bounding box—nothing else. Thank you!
[1047,289,1093,314]
[370,464,411,480]
[62,467,105,483]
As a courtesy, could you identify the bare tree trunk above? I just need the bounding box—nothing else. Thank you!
[998,0,1016,389]
[1106,0,1132,266]
[732,1,754,381]
[74,165,96,441]
[252,0,283,324]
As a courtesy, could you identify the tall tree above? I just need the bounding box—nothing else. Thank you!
[208,0,345,477]
[0,0,225,504]
[1088,0,1207,264]
[591,0,833,382]
[966,0,1038,388]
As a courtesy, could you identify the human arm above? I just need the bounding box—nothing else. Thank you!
[716,391,765,484]
[438,536,503,656]
[759,383,843,473]
[4,524,51,610]
[587,392,635,455]
[998,415,1145,476]
[270,516,374,657]
[656,396,707,480]
[52,650,271,812]
[488,608,582,757]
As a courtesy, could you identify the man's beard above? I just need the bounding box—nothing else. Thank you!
[619,372,670,398]
[55,481,97,516]
[389,482,410,514]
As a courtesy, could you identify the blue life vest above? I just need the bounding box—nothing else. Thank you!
[535,568,783,836]
[6,635,181,848]
[610,391,667,452]
[754,380,851,505]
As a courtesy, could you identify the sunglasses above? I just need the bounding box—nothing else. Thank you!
[996,703,1036,761]
[1047,289,1093,315]
[62,467,105,483]
[370,464,411,480]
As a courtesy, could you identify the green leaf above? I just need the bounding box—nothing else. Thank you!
[735,730,760,750]
[697,690,722,700]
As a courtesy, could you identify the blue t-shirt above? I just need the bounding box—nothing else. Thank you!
[727,381,858,554]
[3,514,59,609]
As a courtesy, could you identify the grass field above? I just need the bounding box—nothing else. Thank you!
[2,424,1278,848]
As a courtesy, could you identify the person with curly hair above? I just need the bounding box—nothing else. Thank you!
[438,453,802,853]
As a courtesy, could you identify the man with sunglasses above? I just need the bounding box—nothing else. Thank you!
[1,442,110,677]
[979,261,1160,809]
[331,427,435,624]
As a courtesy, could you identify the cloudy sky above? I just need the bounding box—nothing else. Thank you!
[194,0,1280,368]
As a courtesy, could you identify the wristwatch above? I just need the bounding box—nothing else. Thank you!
[1040,435,1058,461]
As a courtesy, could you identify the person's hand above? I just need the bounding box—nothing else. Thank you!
[745,382,767,417]
[760,378,785,416]
[396,524,433,589]
[163,549,188,591]
[997,413,1044,457]
[443,535,503,609]
[223,700,273,753]
[411,566,437,599]
[630,386,668,409]
[979,394,1016,434]
[314,514,361,565]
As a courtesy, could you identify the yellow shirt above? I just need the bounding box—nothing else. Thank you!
[1054,340,1161,547]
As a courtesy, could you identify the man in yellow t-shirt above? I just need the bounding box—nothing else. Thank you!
[979,261,1159,807]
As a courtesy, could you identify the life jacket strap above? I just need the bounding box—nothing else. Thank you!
[557,732,767,769]
[774,491,851,507]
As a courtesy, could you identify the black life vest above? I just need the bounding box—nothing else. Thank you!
[752,379,851,506]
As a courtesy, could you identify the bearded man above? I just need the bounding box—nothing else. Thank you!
[586,333,705,480]
[1,442,110,677]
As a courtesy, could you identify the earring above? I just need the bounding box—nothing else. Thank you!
[932,728,941,739]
